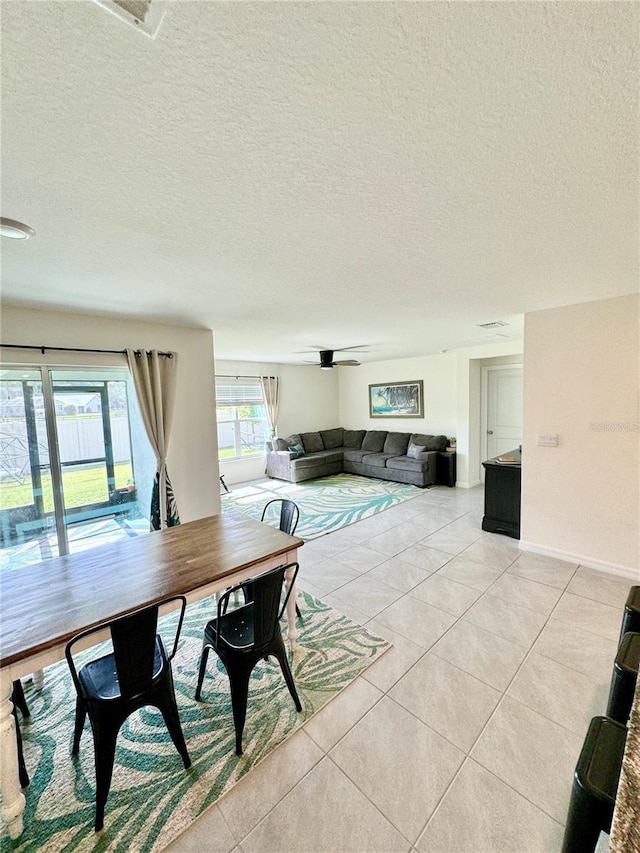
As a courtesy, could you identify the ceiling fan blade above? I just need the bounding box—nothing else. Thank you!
[333,359,360,366]
[332,345,370,352]
[295,345,370,353]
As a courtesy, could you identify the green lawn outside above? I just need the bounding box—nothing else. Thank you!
[0,461,134,511]
[218,448,264,460]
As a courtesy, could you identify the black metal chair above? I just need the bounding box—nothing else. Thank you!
[12,680,30,788]
[261,499,302,619]
[195,563,302,756]
[260,499,300,537]
[65,596,192,831]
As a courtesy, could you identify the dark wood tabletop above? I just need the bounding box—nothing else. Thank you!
[0,512,303,668]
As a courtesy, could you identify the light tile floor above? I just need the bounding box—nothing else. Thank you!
[166,483,634,853]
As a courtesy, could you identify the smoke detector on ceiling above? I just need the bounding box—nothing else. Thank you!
[92,0,167,38]
[476,321,509,329]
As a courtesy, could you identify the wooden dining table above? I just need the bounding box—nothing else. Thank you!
[610,676,640,852]
[0,511,303,840]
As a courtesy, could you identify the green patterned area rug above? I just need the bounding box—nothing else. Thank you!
[221,473,423,539]
[2,592,389,853]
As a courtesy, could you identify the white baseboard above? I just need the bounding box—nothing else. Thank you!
[518,540,640,581]
[456,479,481,490]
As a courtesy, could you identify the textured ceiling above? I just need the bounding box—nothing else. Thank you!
[1,1,638,364]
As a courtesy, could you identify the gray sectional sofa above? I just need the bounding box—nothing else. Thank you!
[265,427,449,488]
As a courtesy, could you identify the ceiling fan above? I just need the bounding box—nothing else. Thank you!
[299,347,366,369]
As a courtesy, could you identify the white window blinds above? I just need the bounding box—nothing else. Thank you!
[215,377,264,406]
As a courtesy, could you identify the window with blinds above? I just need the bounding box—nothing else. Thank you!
[215,377,268,461]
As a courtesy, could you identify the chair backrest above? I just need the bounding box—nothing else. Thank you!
[217,563,299,649]
[111,605,160,698]
[65,595,187,701]
[261,499,299,536]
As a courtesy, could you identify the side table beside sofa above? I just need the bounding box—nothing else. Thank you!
[265,427,454,488]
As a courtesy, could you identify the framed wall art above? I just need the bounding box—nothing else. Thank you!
[369,380,424,418]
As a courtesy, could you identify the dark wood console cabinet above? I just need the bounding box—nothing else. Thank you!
[482,448,521,539]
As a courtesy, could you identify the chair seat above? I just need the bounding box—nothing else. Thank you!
[205,607,256,651]
[79,637,166,701]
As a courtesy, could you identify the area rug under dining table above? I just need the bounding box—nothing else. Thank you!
[2,591,389,853]
[221,473,424,540]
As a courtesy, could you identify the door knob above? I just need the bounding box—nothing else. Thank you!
[487,430,493,434]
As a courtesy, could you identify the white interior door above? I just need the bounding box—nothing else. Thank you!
[483,366,523,464]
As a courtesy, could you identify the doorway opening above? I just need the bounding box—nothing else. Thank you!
[480,363,523,481]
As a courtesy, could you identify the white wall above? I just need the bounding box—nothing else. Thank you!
[215,360,340,485]
[1,304,220,520]
[279,365,340,435]
[521,294,639,574]
[338,354,458,436]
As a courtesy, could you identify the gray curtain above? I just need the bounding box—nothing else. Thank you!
[260,375,280,439]
[126,348,180,529]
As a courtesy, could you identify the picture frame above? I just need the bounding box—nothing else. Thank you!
[369,380,424,418]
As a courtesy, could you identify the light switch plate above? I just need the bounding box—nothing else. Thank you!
[537,433,559,447]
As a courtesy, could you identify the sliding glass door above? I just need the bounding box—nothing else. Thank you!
[0,366,153,569]
[0,369,60,567]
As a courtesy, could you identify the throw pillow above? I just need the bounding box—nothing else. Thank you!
[288,443,305,458]
[407,442,427,459]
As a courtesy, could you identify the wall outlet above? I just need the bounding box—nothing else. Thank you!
[537,433,559,447]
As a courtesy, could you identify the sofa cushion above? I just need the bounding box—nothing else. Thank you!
[386,455,432,472]
[343,448,375,463]
[288,443,305,457]
[273,438,289,451]
[383,432,410,456]
[290,450,342,470]
[310,449,343,463]
[343,429,366,449]
[410,433,448,451]
[290,455,326,470]
[362,431,388,453]
[363,453,396,468]
[285,433,302,448]
[300,432,324,453]
[407,442,427,459]
[319,428,344,449]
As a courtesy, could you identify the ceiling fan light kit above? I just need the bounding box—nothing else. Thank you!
[0,217,36,240]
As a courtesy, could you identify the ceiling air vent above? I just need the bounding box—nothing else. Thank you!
[476,321,509,329]
[92,0,167,39]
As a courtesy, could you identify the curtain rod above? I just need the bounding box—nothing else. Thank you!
[1,344,173,357]
[216,374,276,380]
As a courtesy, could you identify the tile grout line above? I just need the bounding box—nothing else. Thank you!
[416,562,583,842]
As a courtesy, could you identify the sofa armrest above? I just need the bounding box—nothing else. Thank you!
[265,450,296,481]
[416,450,437,483]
